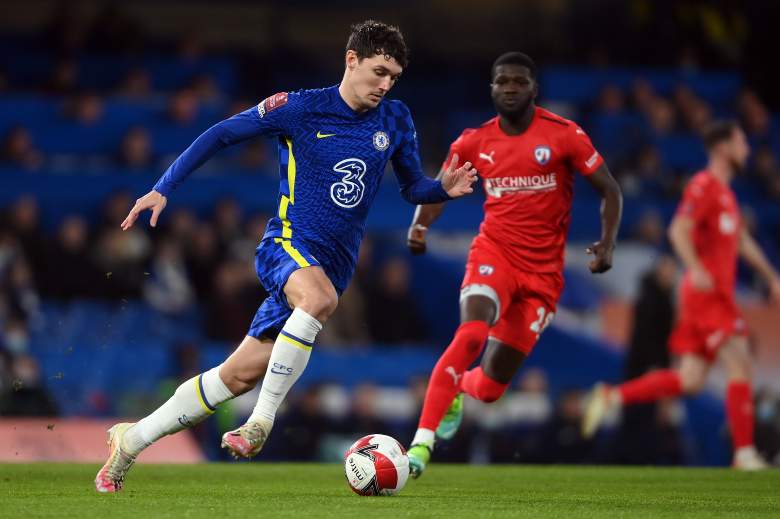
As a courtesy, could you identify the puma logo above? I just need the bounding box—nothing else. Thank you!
[479,151,495,165]
[445,366,462,387]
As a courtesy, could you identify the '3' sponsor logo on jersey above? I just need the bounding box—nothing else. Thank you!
[330,158,367,208]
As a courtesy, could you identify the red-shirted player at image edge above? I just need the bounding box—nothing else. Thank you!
[405,52,623,477]
[582,120,780,470]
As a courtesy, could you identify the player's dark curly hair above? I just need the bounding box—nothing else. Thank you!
[491,52,537,81]
[346,20,408,69]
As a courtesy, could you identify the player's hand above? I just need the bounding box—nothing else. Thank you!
[586,240,615,274]
[121,190,167,230]
[407,224,427,255]
[767,276,780,306]
[441,153,478,198]
[690,265,714,291]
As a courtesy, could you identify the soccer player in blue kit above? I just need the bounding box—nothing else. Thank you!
[95,20,477,492]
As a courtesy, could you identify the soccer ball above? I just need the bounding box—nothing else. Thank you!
[344,434,409,496]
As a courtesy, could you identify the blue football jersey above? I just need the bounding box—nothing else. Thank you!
[154,85,449,292]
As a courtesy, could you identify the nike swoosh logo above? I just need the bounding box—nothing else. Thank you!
[270,368,292,375]
[316,131,336,139]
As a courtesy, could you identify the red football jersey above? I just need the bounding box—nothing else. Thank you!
[675,170,741,295]
[446,107,603,272]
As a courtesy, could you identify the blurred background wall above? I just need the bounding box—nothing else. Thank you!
[1,0,779,466]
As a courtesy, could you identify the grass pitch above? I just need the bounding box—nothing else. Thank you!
[2,463,778,518]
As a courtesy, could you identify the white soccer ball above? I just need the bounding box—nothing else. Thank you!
[344,433,409,496]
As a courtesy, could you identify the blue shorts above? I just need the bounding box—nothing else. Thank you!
[248,238,320,339]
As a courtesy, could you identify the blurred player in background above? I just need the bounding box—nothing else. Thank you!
[583,120,780,470]
[405,52,623,477]
[94,20,477,492]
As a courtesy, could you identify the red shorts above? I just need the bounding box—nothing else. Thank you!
[461,237,564,355]
[669,289,747,363]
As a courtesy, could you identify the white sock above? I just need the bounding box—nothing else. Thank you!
[248,308,322,425]
[412,428,435,448]
[124,365,234,455]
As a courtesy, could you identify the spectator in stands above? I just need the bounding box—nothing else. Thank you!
[167,89,200,126]
[614,255,678,464]
[274,384,329,461]
[189,74,224,105]
[738,90,772,143]
[538,389,594,463]
[318,236,373,347]
[750,147,780,200]
[228,212,269,262]
[163,208,198,247]
[0,354,58,416]
[116,67,152,99]
[4,257,40,330]
[631,79,658,116]
[184,222,222,299]
[366,256,426,344]
[212,198,243,252]
[143,241,195,316]
[238,140,270,172]
[94,192,152,299]
[754,388,780,464]
[632,209,666,249]
[590,84,640,167]
[43,215,100,300]
[619,145,671,198]
[3,196,46,285]
[0,127,44,171]
[487,368,552,463]
[203,259,265,342]
[338,383,390,438]
[645,97,677,137]
[64,92,104,126]
[117,126,154,170]
[44,58,79,95]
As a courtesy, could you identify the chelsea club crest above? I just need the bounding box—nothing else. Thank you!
[373,131,390,151]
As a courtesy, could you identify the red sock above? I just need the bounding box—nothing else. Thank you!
[461,367,508,403]
[726,381,753,450]
[618,369,682,405]
[418,321,489,430]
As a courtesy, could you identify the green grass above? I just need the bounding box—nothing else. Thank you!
[2,463,779,518]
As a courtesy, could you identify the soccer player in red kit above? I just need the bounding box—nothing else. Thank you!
[582,120,780,470]
[406,52,623,477]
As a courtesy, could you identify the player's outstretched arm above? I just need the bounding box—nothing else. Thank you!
[407,156,465,254]
[668,214,713,290]
[738,228,780,304]
[583,164,622,273]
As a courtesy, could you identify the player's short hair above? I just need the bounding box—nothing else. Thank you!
[491,52,537,81]
[346,20,408,69]
[702,120,739,150]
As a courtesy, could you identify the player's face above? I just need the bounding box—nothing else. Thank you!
[491,64,537,118]
[345,50,403,110]
[728,127,750,171]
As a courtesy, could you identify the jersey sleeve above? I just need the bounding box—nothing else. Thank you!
[153,92,301,196]
[566,124,603,175]
[676,177,712,222]
[391,102,451,204]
